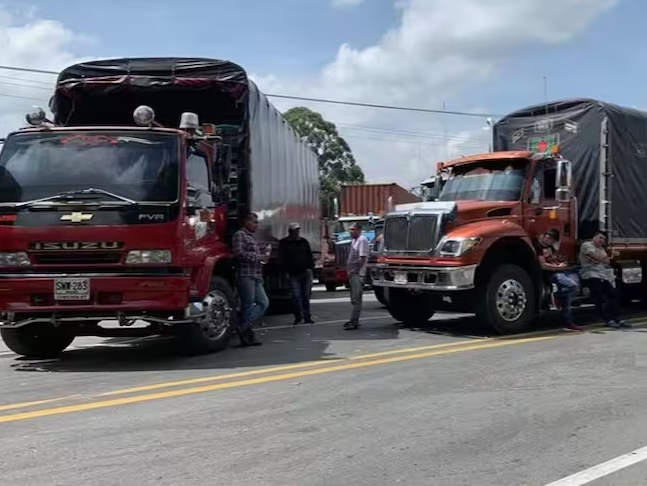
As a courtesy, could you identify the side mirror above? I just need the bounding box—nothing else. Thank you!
[556,159,572,189]
[214,143,232,184]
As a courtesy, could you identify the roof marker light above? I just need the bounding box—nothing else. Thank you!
[133,105,155,127]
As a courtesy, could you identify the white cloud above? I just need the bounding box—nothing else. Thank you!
[0,8,91,135]
[330,0,365,9]
[0,0,619,192]
[254,0,619,188]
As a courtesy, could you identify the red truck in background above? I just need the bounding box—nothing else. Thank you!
[320,183,420,291]
[371,98,647,334]
[0,57,320,359]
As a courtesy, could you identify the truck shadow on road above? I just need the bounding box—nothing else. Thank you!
[9,305,644,374]
[8,316,404,374]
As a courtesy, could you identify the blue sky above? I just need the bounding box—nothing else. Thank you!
[9,0,644,112]
[0,0,640,185]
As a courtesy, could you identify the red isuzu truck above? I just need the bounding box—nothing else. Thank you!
[0,57,320,358]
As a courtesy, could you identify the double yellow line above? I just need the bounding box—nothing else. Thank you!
[0,317,644,424]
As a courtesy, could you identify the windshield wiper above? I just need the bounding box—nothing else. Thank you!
[14,188,138,208]
[56,188,138,205]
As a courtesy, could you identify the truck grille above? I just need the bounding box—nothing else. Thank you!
[335,243,351,267]
[384,214,439,253]
[32,252,122,265]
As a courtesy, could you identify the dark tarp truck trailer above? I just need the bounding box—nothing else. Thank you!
[49,57,321,264]
[493,98,647,243]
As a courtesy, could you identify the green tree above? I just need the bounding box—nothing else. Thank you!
[284,106,365,216]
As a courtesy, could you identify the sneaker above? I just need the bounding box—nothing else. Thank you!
[293,316,303,326]
[343,321,360,330]
[565,323,584,332]
[304,315,315,324]
[607,320,622,329]
[617,320,633,328]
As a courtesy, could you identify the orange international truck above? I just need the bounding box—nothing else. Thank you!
[370,98,647,333]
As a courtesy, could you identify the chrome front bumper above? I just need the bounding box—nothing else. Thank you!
[369,264,477,291]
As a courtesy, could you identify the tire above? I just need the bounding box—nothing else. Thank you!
[174,276,237,356]
[0,325,75,359]
[325,283,337,292]
[477,264,536,334]
[374,287,387,306]
[387,289,435,325]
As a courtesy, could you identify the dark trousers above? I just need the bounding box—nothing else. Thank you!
[583,278,621,323]
[289,270,313,319]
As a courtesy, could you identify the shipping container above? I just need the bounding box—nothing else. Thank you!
[340,183,420,217]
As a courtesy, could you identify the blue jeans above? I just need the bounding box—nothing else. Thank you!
[552,271,579,325]
[237,277,269,330]
[289,270,313,319]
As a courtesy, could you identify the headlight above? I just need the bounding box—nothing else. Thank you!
[436,237,481,257]
[125,250,172,264]
[0,252,31,266]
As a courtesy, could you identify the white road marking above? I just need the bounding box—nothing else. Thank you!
[544,444,647,486]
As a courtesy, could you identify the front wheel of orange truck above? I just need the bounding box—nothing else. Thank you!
[174,277,237,356]
[477,264,536,334]
[0,324,75,359]
[387,288,435,326]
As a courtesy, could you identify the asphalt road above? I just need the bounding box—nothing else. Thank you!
[2,286,647,485]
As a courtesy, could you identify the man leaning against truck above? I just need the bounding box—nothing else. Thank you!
[344,222,370,330]
[579,231,630,329]
[232,212,269,346]
[535,229,581,331]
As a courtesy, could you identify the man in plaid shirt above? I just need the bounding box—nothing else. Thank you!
[232,212,270,346]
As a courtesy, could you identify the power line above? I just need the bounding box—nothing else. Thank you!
[265,94,500,118]
[0,63,501,119]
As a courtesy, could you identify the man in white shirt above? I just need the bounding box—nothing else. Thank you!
[579,231,629,328]
[344,223,370,330]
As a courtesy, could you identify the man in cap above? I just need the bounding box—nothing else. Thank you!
[279,222,315,325]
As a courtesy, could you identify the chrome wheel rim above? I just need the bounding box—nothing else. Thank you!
[495,279,527,322]
[200,290,232,341]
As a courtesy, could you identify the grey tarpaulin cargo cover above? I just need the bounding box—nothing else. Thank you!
[493,98,647,242]
[49,57,321,253]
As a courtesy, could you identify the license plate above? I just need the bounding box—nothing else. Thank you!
[394,271,407,284]
[54,278,90,300]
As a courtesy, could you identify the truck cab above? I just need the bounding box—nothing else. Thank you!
[0,106,237,358]
[370,148,577,333]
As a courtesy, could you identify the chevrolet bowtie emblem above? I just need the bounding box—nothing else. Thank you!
[60,212,93,223]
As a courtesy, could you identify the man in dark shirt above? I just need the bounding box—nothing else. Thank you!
[535,229,581,331]
[232,212,270,346]
[279,222,315,325]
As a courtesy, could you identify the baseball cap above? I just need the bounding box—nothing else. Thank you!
[288,222,301,230]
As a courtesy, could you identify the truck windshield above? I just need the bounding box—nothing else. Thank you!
[0,131,179,203]
[438,161,527,202]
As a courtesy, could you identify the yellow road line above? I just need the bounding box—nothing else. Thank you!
[0,396,80,412]
[100,339,484,397]
[0,335,556,424]
[2,316,644,415]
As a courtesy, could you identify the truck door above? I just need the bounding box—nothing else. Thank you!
[524,158,576,263]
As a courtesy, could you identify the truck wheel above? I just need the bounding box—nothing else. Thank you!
[325,284,337,292]
[175,277,237,356]
[0,325,75,359]
[477,264,536,334]
[387,289,435,325]
[374,287,387,306]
